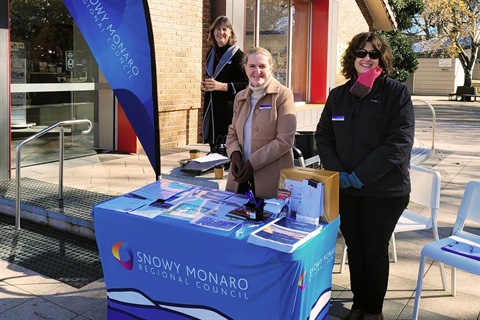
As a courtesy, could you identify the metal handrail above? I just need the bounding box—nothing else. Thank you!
[15,119,93,230]
[412,99,436,149]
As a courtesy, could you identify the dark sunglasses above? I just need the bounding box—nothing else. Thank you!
[355,49,381,60]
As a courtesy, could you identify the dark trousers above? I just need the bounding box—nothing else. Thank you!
[340,193,409,314]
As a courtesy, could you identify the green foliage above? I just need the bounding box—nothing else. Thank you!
[380,0,423,83]
[380,31,418,83]
[389,0,425,30]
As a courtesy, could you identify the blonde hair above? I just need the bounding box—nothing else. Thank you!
[244,47,274,70]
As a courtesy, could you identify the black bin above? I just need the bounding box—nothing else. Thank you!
[294,131,317,160]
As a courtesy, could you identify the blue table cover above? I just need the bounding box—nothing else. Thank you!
[92,183,340,320]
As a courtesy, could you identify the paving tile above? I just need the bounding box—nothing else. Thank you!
[0,283,36,314]
[41,280,106,315]
[0,296,78,320]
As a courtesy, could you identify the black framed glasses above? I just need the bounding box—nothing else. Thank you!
[354,49,381,60]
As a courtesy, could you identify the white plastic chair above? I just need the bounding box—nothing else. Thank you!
[339,165,447,289]
[412,181,480,320]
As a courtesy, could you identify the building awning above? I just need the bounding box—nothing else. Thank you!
[356,0,397,31]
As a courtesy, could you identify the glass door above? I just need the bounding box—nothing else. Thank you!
[10,0,103,167]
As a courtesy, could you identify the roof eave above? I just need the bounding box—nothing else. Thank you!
[356,0,398,31]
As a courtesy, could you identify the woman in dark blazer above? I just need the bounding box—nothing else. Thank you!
[201,16,248,152]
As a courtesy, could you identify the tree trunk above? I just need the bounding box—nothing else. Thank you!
[463,41,478,88]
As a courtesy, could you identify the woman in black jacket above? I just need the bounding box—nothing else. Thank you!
[315,32,415,320]
[201,16,248,153]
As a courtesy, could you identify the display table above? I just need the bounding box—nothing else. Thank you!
[92,180,339,320]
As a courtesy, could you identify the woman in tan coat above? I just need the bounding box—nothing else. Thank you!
[226,47,297,199]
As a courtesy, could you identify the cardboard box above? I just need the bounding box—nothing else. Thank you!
[278,167,339,223]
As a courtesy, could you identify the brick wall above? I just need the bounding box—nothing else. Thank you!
[334,0,369,86]
[147,0,207,150]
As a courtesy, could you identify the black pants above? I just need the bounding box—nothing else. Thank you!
[340,193,409,314]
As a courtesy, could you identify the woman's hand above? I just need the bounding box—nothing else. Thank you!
[234,160,254,184]
[202,77,227,91]
[230,151,243,179]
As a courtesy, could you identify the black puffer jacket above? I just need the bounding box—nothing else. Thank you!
[315,76,415,197]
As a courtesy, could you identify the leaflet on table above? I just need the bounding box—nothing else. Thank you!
[190,201,245,231]
[264,198,290,218]
[129,198,175,218]
[95,193,150,212]
[182,186,235,202]
[247,217,323,253]
[193,153,229,163]
[441,241,480,261]
[278,179,303,213]
[130,179,193,201]
[222,193,249,206]
[162,197,219,221]
[224,197,287,221]
[298,179,324,225]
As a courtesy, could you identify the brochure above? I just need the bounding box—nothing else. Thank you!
[96,193,149,212]
[130,179,192,201]
[247,217,323,253]
[129,199,175,218]
[162,197,218,221]
[441,241,480,261]
[298,179,323,224]
[190,215,243,232]
[189,201,249,232]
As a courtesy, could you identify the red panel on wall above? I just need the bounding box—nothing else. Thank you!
[117,102,137,154]
[310,0,329,104]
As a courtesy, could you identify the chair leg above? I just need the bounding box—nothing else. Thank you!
[439,262,447,291]
[390,233,398,263]
[340,241,347,273]
[412,254,426,320]
[451,267,457,296]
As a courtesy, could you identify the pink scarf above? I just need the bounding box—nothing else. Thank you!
[350,67,383,98]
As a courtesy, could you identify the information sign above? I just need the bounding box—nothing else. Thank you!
[66,50,75,71]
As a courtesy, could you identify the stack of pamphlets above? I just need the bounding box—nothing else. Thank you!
[190,202,244,231]
[298,179,323,224]
[441,241,480,261]
[247,217,323,253]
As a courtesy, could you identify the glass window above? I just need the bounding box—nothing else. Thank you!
[10,0,100,167]
[291,1,309,102]
[244,0,310,101]
[10,0,98,84]
[245,0,256,50]
[259,0,289,85]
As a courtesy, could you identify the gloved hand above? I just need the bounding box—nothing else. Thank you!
[235,160,254,184]
[339,172,351,189]
[230,151,243,179]
[348,172,363,189]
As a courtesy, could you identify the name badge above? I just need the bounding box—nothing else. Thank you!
[332,116,345,121]
[259,105,272,109]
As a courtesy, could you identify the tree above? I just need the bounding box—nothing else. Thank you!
[378,0,425,82]
[413,0,479,87]
[381,32,419,82]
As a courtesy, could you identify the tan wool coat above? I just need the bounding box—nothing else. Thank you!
[226,77,297,199]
